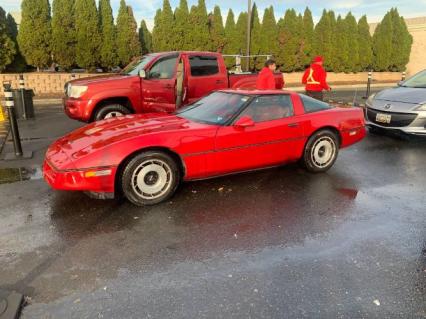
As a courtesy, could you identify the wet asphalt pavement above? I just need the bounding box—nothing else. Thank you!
[0,92,425,318]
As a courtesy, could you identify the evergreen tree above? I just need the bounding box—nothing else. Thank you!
[234,11,248,55]
[250,3,263,69]
[51,0,76,70]
[151,9,163,51]
[99,0,118,69]
[260,7,278,60]
[174,0,190,50]
[302,7,314,67]
[389,8,412,71]
[357,15,373,71]
[223,9,237,67]
[116,1,141,66]
[5,13,26,72]
[314,10,334,71]
[0,7,16,72]
[372,11,393,71]
[344,12,359,72]
[209,6,225,52]
[277,9,302,72]
[18,0,51,69]
[74,0,100,69]
[139,20,152,54]
[188,0,210,50]
[333,15,349,72]
[152,0,175,51]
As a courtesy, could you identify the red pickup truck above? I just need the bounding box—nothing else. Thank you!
[64,51,284,122]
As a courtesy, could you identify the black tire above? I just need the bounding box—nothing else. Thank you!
[94,104,131,121]
[121,151,180,206]
[302,130,339,173]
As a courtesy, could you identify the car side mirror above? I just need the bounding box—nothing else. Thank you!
[234,116,255,128]
[139,69,147,79]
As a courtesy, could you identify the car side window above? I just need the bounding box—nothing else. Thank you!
[300,94,332,113]
[189,55,219,76]
[148,55,178,79]
[237,95,294,123]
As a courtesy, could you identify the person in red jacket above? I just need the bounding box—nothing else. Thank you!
[256,59,277,90]
[302,56,331,101]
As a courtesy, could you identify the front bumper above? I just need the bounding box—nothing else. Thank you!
[63,97,92,122]
[43,160,117,195]
[365,106,426,136]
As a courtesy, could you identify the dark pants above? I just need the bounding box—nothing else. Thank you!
[305,90,324,101]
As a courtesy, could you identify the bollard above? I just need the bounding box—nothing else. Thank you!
[2,82,32,160]
[71,73,76,80]
[19,74,27,119]
[364,71,372,99]
[402,72,406,81]
[235,55,242,74]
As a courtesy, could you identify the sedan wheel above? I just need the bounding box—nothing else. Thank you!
[303,130,339,173]
[121,151,180,206]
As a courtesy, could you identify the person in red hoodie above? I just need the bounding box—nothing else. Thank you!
[302,56,331,101]
[256,59,277,90]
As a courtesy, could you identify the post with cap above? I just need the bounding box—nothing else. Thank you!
[364,71,372,99]
[19,74,27,119]
[2,82,32,160]
[402,72,406,81]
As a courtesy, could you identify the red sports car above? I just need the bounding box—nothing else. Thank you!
[43,90,366,206]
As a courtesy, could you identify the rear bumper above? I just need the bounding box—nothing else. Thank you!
[43,160,117,194]
[341,126,367,147]
[63,97,92,122]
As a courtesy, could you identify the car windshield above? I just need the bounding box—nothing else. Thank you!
[121,55,156,75]
[177,92,251,125]
[401,70,426,88]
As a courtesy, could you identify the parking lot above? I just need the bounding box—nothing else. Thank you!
[0,92,425,318]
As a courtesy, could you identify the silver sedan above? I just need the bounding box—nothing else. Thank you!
[365,70,426,136]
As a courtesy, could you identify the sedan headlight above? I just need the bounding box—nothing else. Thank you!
[68,85,88,98]
[415,103,426,111]
[366,93,376,106]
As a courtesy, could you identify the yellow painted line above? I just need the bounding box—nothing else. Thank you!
[0,103,5,122]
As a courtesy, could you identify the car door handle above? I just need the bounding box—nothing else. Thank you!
[216,80,225,84]
[287,123,299,128]
[164,84,173,89]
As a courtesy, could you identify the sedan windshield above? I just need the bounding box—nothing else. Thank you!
[401,70,426,88]
[121,55,156,75]
[177,92,251,125]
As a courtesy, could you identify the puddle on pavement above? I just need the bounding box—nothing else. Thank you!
[0,166,42,184]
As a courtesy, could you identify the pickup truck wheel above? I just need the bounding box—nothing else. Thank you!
[121,151,180,206]
[303,130,339,173]
[95,104,130,121]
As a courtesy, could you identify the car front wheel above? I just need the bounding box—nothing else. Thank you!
[121,151,180,206]
[303,130,339,173]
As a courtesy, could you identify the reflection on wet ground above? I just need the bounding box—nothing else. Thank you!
[0,134,425,318]
[0,166,42,184]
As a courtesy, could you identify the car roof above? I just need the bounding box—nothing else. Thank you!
[218,89,296,96]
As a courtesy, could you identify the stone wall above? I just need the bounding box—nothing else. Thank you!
[0,71,403,97]
[0,73,101,96]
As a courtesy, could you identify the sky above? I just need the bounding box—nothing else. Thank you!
[1,0,424,30]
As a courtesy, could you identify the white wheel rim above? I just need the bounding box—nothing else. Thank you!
[104,111,124,119]
[131,159,173,199]
[311,136,336,168]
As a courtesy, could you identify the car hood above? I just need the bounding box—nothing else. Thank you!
[375,87,426,104]
[69,74,136,86]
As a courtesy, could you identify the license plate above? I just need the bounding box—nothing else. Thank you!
[376,113,392,124]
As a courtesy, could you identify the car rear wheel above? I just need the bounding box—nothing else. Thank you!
[94,104,130,121]
[303,130,339,173]
[121,151,180,206]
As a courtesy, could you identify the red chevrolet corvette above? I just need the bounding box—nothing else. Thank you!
[43,90,366,206]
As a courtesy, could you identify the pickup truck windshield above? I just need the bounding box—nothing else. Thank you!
[177,92,251,125]
[122,55,156,75]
